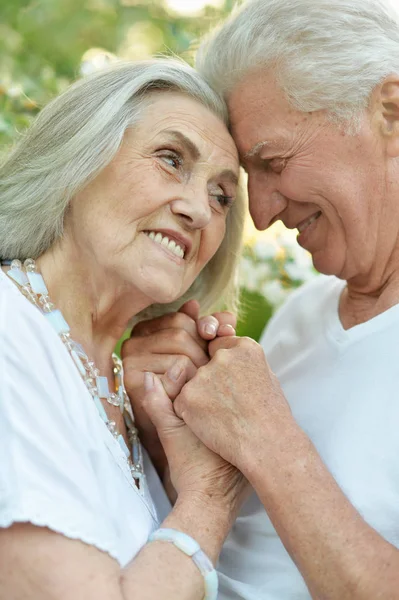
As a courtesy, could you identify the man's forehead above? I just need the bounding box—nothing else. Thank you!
[228,72,300,144]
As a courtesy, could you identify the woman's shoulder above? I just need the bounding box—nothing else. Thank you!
[0,268,85,420]
[0,267,56,340]
[1,266,74,360]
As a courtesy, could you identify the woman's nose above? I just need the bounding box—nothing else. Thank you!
[170,186,212,230]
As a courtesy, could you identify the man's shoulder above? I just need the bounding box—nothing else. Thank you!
[260,274,342,348]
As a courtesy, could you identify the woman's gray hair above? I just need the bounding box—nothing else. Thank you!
[197,0,399,126]
[0,59,245,315]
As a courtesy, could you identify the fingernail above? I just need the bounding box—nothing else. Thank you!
[205,323,217,335]
[144,372,154,391]
[167,362,184,382]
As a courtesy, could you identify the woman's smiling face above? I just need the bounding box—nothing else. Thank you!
[65,92,239,305]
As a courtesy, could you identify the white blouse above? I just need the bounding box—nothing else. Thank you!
[0,268,171,566]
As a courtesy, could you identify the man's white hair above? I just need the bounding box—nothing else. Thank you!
[0,59,245,314]
[197,0,399,125]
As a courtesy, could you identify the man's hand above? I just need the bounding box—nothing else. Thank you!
[173,335,294,474]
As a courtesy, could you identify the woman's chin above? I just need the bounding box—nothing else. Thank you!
[146,284,187,306]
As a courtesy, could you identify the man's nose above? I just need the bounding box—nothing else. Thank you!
[248,173,288,230]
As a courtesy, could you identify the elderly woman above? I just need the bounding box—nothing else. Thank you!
[0,59,249,599]
[123,1,399,598]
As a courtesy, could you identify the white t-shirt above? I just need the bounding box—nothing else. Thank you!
[217,275,399,599]
[0,268,171,566]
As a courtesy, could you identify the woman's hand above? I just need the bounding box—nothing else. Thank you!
[142,370,250,518]
[122,300,236,478]
[173,335,294,477]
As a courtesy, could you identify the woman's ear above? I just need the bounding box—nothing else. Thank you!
[372,74,399,157]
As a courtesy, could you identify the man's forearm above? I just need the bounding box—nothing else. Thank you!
[243,423,399,599]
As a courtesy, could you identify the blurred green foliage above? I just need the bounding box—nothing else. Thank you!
[0,0,236,151]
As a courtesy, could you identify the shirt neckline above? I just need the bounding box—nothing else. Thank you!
[325,278,399,345]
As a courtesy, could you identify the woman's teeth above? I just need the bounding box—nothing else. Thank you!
[145,231,185,258]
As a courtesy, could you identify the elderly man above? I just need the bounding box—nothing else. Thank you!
[123,0,399,598]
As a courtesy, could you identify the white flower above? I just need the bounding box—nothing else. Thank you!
[6,84,23,98]
[261,280,288,307]
[284,261,315,282]
[240,258,266,291]
[80,52,115,76]
[253,240,278,260]
[278,234,310,262]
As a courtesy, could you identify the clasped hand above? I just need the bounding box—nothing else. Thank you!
[122,300,291,510]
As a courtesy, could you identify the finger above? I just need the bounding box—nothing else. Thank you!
[178,299,200,321]
[196,315,220,340]
[130,396,165,464]
[132,312,197,340]
[212,311,237,329]
[142,372,180,433]
[208,334,241,357]
[122,329,208,368]
[196,310,237,340]
[160,357,192,401]
[129,313,208,351]
[124,356,197,400]
[123,369,159,432]
[217,324,236,337]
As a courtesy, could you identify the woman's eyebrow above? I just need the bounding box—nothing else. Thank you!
[163,129,239,185]
[162,129,200,161]
[219,169,239,186]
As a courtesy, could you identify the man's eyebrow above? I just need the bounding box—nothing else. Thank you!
[244,140,270,159]
[162,129,200,160]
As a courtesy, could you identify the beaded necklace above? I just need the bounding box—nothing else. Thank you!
[3,258,145,494]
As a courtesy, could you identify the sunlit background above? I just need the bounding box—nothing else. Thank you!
[166,0,225,15]
[0,0,316,340]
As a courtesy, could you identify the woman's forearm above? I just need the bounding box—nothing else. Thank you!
[0,498,233,600]
[121,496,233,599]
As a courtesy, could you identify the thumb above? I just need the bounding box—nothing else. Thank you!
[208,334,239,358]
[142,371,180,433]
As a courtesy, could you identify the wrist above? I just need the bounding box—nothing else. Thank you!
[240,416,310,489]
[148,528,219,600]
[163,493,234,563]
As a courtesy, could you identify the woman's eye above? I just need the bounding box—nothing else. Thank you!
[210,192,234,210]
[217,194,234,208]
[158,150,182,170]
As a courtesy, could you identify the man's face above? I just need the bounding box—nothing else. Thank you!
[228,71,397,282]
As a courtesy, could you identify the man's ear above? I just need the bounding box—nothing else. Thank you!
[372,74,399,157]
